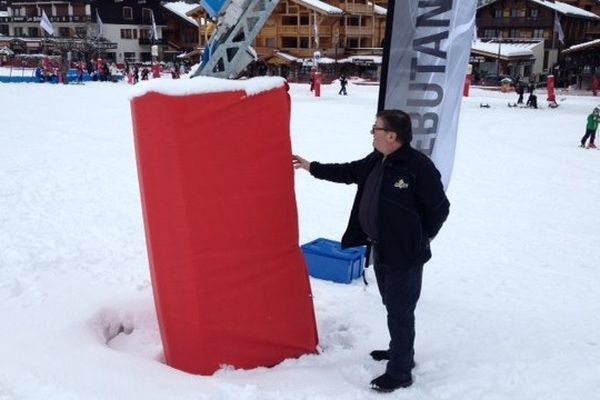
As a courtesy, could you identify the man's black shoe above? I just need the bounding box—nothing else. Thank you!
[370,350,390,361]
[370,373,413,392]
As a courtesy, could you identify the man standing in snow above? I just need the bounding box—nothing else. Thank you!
[580,107,600,149]
[293,109,450,392]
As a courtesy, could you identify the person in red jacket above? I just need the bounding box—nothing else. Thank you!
[293,109,450,393]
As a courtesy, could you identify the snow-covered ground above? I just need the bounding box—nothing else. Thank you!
[1,79,599,400]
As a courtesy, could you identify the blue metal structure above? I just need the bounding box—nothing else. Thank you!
[192,0,280,79]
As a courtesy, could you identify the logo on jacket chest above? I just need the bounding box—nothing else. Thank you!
[394,179,409,189]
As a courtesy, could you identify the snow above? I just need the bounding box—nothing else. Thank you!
[162,1,200,27]
[129,76,287,99]
[1,79,600,399]
[531,0,600,19]
[338,55,382,64]
[565,38,600,52]
[294,0,343,15]
[471,39,538,58]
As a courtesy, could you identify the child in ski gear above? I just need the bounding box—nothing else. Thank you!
[293,109,450,393]
[581,107,600,148]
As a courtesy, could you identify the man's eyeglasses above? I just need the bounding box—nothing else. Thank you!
[371,126,388,135]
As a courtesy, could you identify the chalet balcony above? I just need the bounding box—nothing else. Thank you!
[477,16,553,29]
[0,15,92,23]
[339,3,373,14]
[139,38,166,45]
[344,26,374,36]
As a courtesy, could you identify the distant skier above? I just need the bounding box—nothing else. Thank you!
[338,75,348,95]
[580,107,600,149]
[526,82,537,109]
[515,82,524,104]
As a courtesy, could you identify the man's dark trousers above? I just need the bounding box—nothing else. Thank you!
[373,248,424,379]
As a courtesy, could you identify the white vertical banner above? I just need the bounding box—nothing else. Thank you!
[378,0,476,189]
[96,10,104,37]
[40,10,54,36]
[151,11,159,42]
[554,12,564,44]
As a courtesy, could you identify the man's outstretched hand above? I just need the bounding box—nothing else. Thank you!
[292,155,311,171]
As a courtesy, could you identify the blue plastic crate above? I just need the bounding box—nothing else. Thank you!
[301,238,366,284]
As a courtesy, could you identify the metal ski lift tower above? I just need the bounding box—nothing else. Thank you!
[192,0,280,79]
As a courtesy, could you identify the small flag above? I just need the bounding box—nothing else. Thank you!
[151,11,158,42]
[313,15,319,48]
[554,12,564,44]
[96,10,104,37]
[40,10,54,36]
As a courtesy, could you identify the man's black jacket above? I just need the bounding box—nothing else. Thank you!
[309,145,450,269]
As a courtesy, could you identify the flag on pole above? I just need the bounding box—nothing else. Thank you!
[40,10,54,36]
[151,11,159,42]
[554,12,564,44]
[378,0,477,189]
[96,10,104,37]
[313,13,319,48]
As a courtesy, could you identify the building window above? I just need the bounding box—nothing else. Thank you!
[266,37,276,47]
[281,16,297,25]
[142,8,152,24]
[347,37,359,48]
[346,16,360,26]
[124,52,136,62]
[299,36,309,48]
[58,27,70,37]
[141,52,152,62]
[511,9,524,18]
[181,29,197,43]
[281,36,297,47]
[509,28,521,38]
[72,4,86,16]
[121,28,138,39]
[55,4,68,17]
[483,29,497,38]
[529,9,538,18]
[532,28,544,38]
[140,28,152,39]
[25,5,36,17]
[28,27,39,37]
[40,6,52,17]
[299,14,309,25]
[123,7,133,20]
[494,9,502,18]
[14,26,23,36]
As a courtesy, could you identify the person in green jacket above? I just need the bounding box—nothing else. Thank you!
[581,107,600,149]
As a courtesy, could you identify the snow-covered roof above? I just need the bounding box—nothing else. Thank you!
[162,1,199,27]
[368,2,387,16]
[531,0,600,19]
[273,51,299,62]
[292,0,343,15]
[471,39,538,58]
[562,38,600,54]
[299,56,337,66]
[479,0,600,19]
